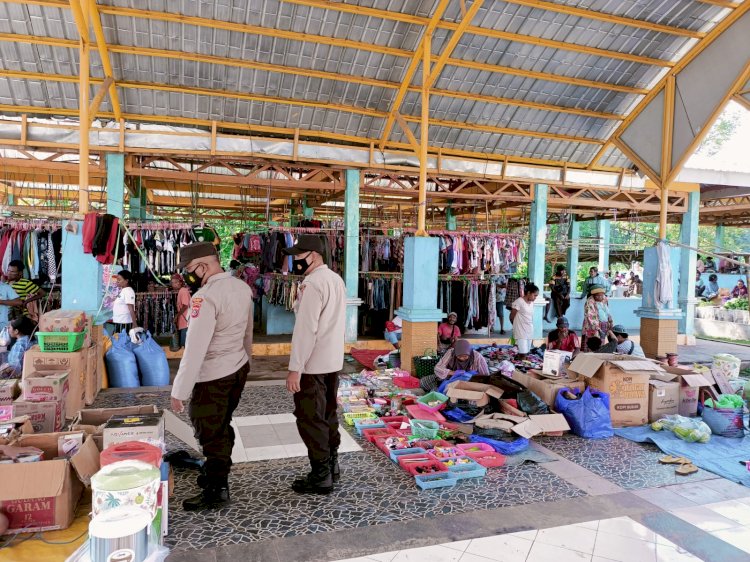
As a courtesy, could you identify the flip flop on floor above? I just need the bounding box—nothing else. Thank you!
[676,463,699,476]
[659,455,691,465]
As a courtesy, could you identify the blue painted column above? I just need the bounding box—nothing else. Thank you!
[129,177,147,220]
[446,207,457,230]
[678,191,700,338]
[598,219,611,274]
[567,218,580,296]
[62,222,103,313]
[528,184,548,339]
[397,236,444,373]
[344,170,362,342]
[714,224,725,253]
[106,153,125,218]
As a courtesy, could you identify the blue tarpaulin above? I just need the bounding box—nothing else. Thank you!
[615,425,750,487]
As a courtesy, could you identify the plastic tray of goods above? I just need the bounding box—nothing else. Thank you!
[410,419,439,439]
[354,417,385,436]
[389,447,427,463]
[429,446,464,459]
[399,457,448,477]
[405,404,445,422]
[361,427,400,443]
[417,391,449,413]
[343,411,378,426]
[414,472,458,490]
[444,457,487,479]
[457,442,495,454]
[374,435,412,455]
[465,450,506,468]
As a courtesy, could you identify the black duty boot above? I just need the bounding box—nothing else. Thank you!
[292,460,334,495]
[330,450,340,483]
[183,484,230,511]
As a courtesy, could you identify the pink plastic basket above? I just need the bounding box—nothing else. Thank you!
[393,375,420,389]
[457,442,495,454]
[466,450,506,468]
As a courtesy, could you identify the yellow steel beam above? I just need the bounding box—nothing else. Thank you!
[88,0,122,120]
[282,0,674,67]
[68,0,90,212]
[428,0,485,87]
[696,0,742,8]
[416,28,431,236]
[378,0,451,149]
[88,76,113,124]
[394,112,419,154]
[0,36,620,120]
[501,0,705,38]
[0,104,631,173]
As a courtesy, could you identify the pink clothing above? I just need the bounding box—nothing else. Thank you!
[176,287,191,330]
[438,322,461,345]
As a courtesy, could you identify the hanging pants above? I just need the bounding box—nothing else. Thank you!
[293,372,341,464]
[189,362,249,486]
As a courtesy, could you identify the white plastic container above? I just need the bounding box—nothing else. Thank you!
[91,460,161,517]
[89,507,151,562]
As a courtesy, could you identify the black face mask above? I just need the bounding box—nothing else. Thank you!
[293,254,311,275]
[183,267,204,291]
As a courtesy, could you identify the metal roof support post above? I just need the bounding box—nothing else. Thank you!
[567,217,580,297]
[528,183,548,339]
[597,219,611,275]
[416,30,431,237]
[70,0,91,214]
[344,169,362,343]
[106,153,125,218]
[714,224,725,253]
[678,191,700,340]
[445,206,456,231]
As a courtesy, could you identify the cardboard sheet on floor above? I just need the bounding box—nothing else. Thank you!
[614,426,750,487]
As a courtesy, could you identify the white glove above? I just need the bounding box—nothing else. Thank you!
[129,327,145,344]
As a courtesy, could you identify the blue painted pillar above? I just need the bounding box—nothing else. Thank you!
[446,207,457,231]
[678,191,700,337]
[528,184,548,339]
[598,219,611,274]
[567,218,580,296]
[106,153,125,218]
[344,170,362,342]
[397,236,444,373]
[715,223,725,253]
[62,222,103,313]
[129,177,147,220]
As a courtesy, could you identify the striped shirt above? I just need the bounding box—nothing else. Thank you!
[11,279,40,317]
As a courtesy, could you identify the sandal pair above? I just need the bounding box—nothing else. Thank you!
[659,455,699,475]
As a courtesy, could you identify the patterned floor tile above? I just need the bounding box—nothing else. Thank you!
[536,434,718,490]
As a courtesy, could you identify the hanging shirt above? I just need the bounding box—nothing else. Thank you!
[112,286,136,324]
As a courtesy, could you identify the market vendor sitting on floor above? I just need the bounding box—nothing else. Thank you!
[547,316,580,354]
[420,339,489,392]
[612,324,645,357]
[384,314,402,350]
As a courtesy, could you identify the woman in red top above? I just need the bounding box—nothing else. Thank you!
[731,279,748,299]
[438,312,462,351]
[171,273,192,348]
[547,316,580,354]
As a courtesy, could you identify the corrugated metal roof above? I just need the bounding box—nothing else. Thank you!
[0,0,737,169]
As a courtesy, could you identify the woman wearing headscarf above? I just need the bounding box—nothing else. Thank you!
[420,339,489,392]
[582,286,612,352]
[437,312,462,352]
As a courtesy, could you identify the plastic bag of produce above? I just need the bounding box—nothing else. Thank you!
[132,331,171,387]
[105,330,140,388]
[555,387,613,439]
[651,414,711,443]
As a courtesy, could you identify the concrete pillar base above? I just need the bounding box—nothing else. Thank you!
[401,319,439,376]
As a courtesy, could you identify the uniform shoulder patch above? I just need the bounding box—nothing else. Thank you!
[191,297,204,318]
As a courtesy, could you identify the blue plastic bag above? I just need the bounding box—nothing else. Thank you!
[443,407,474,423]
[437,370,476,394]
[469,433,529,455]
[132,331,171,387]
[555,387,614,439]
[105,331,140,388]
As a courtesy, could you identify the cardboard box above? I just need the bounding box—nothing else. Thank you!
[24,346,86,419]
[71,405,159,451]
[103,413,165,449]
[84,343,99,406]
[542,350,573,377]
[13,397,65,434]
[446,381,503,408]
[568,354,660,427]
[474,410,570,438]
[659,367,714,417]
[648,377,680,423]
[0,432,99,534]
[22,371,70,402]
[512,369,585,408]
[0,379,19,405]
[38,310,88,333]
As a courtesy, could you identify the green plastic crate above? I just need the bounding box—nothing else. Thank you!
[36,330,87,353]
